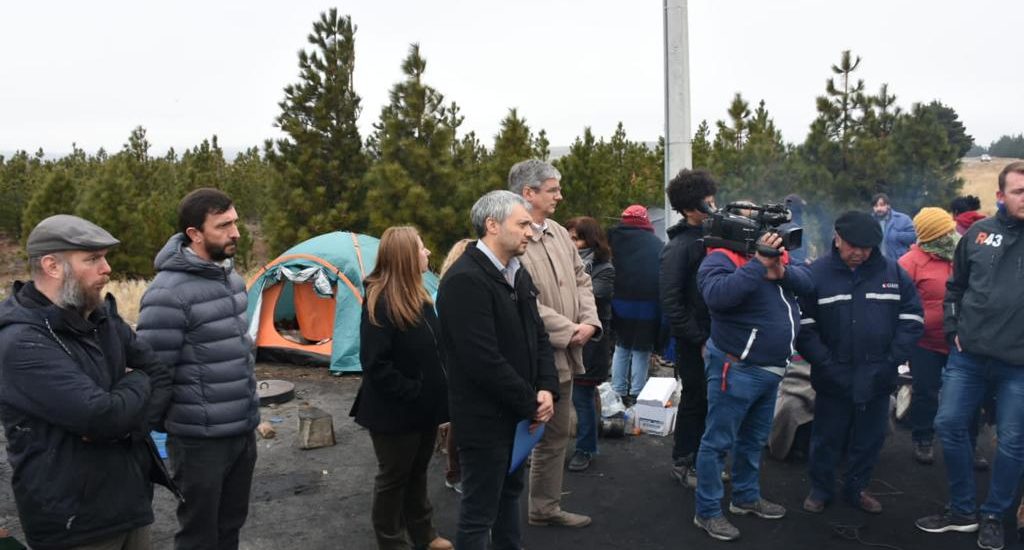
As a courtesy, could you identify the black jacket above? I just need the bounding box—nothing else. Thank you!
[797,248,924,403]
[944,211,1024,365]
[0,282,179,550]
[576,248,614,383]
[608,225,662,351]
[436,243,559,449]
[659,221,710,348]
[350,300,449,433]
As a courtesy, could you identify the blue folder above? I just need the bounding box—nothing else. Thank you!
[509,420,545,474]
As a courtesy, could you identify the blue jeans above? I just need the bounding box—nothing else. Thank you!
[808,392,889,504]
[935,348,1024,517]
[611,345,651,397]
[572,383,598,455]
[695,340,782,519]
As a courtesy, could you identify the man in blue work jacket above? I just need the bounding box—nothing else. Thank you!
[797,211,924,515]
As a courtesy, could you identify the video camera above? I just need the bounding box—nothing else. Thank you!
[701,202,803,258]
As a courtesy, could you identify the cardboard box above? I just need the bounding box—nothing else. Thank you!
[637,377,679,408]
[636,404,677,436]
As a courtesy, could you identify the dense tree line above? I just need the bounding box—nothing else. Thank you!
[0,12,978,276]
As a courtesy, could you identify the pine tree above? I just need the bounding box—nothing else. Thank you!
[265,9,367,255]
[692,120,712,169]
[21,145,97,238]
[0,150,43,239]
[489,108,548,188]
[362,44,462,253]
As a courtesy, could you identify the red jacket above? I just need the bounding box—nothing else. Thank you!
[898,245,952,354]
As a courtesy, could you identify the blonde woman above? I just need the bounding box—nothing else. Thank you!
[349,227,452,550]
[435,238,471,494]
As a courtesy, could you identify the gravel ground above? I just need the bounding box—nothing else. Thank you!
[1,363,1014,550]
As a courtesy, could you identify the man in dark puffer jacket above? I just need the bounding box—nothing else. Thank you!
[137,188,259,550]
[0,215,177,550]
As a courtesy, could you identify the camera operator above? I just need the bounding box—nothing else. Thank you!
[692,230,813,541]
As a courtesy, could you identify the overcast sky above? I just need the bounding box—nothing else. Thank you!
[2,0,1020,157]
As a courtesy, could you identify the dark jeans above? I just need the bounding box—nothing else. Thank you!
[572,383,598,455]
[672,343,707,462]
[456,441,525,550]
[808,392,888,504]
[67,526,151,550]
[936,348,1024,516]
[369,428,439,550]
[695,340,781,518]
[910,345,979,447]
[167,432,257,550]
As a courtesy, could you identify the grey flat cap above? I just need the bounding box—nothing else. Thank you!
[26,215,120,256]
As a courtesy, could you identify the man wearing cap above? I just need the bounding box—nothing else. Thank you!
[915,161,1024,550]
[607,204,663,404]
[136,188,259,550]
[508,159,600,528]
[797,211,923,515]
[0,215,175,550]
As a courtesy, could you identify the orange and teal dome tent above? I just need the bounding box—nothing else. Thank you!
[246,231,439,374]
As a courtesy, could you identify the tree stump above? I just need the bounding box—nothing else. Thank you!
[297,406,336,449]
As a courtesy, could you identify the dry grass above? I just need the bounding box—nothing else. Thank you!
[958,157,1022,214]
[106,279,151,326]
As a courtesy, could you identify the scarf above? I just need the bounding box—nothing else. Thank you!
[920,232,959,261]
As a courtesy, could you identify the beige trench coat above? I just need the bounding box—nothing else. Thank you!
[519,218,602,383]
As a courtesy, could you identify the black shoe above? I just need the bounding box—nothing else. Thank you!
[568,450,592,472]
[977,515,1004,550]
[671,457,698,489]
[915,509,980,533]
[914,442,935,465]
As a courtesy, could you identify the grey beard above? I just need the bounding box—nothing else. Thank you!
[57,260,101,315]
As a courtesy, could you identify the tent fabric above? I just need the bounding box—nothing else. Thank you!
[246,231,439,374]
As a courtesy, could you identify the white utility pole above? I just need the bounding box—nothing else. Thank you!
[663,0,692,229]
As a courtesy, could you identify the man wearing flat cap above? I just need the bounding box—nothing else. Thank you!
[797,210,923,515]
[0,215,176,550]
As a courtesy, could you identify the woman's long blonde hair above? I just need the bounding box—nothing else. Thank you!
[440,238,472,278]
[364,226,432,330]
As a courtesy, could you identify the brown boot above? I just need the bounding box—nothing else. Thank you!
[428,536,454,550]
[856,491,882,514]
[802,494,826,513]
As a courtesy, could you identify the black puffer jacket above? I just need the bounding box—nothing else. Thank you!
[350,299,449,433]
[659,221,710,347]
[0,282,178,550]
[136,234,259,438]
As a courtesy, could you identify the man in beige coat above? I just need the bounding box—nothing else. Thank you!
[509,159,602,528]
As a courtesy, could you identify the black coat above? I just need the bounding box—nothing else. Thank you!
[659,221,710,348]
[0,282,178,550]
[577,248,614,383]
[350,299,449,433]
[436,243,559,449]
[796,248,924,403]
[608,224,663,350]
[944,211,1024,366]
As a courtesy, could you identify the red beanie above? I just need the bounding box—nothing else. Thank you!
[621,204,654,232]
